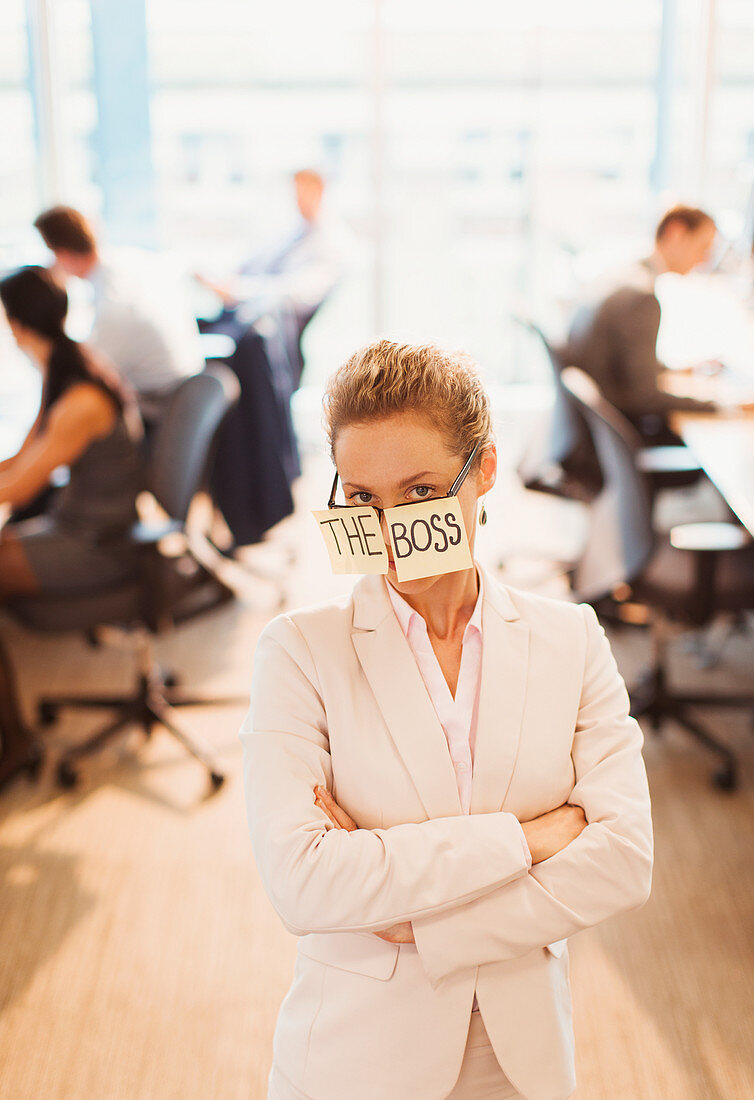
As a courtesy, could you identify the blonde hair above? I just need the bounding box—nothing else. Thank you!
[324,339,492,463]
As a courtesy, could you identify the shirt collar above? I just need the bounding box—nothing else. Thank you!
[385,566,484,639]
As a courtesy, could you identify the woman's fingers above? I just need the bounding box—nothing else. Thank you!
[374,922,415,944]
[314,786,358,831]
[314,794,342,829]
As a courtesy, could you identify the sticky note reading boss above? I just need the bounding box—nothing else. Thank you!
[384,497,473,582]
[312,508,388,574]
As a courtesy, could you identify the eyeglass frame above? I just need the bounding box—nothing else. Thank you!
[326,440,482,520]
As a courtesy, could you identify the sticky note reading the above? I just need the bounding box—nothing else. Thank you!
[313,508,389,574]
[384,497,473,582]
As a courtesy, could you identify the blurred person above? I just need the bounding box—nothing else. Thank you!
[197,168,347,329]
[241,340,653,1100]
[0,267,144,792]
[0,267,145,790]
[34,205,203,424]
[557,204,720,444]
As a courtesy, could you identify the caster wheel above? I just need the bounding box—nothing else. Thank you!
[57,760,78,788]
[210,771,225,791]
[38,701,59,726]
[712,767,737,792]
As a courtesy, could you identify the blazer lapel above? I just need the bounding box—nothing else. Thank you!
[470,569,531,815]
[351,576,463,821]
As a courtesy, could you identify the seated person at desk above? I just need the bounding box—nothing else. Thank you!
[196,168,346,329]
[34,205,203,425]
[0,266,144,611]
[557,204,720,444]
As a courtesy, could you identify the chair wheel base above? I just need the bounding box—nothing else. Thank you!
[57,760,79,788]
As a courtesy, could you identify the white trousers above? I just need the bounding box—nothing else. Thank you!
[268,1010,524,1100]
[445,1011,523,1099]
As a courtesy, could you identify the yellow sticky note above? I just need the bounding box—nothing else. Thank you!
[313,508,389,574]
[384,498,473,582]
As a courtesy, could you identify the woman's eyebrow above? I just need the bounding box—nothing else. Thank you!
[397,470,442,487]
[341,471,442,493]
[340,481,374,492]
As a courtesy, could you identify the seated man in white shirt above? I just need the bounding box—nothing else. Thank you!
[34,206,204,424]
[196,168,347,329]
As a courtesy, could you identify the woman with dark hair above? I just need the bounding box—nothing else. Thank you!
[0,265,144,792]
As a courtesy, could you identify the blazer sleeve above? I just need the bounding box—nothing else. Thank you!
[240,615,533,938]
[412,603,653,987]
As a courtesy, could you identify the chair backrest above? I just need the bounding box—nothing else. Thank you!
[148,364,240,522]
[516,317,587,469]
[513,318,601,498]
[560,367,655,602]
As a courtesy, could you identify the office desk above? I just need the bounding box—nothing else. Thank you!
[672,412,754,537]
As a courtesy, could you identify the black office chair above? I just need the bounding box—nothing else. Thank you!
[516,318,702,502]
[8,365,243,791]
[515,318,603,502]
[562,366,754,791]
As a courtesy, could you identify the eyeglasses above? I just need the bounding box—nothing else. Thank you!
[327,441,481,520]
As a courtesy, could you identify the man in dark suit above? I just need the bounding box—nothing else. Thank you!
[557,205,718,444]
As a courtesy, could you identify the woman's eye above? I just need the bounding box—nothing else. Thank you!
[351,491,373,504]
[412,485,434,499]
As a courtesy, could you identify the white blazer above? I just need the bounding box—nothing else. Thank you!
[240,566,653,1100]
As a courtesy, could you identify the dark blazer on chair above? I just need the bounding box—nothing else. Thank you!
[210,324,299,546]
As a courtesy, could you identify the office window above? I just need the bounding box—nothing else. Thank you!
[55,0,98,210]
[5,1,751,383]
[0,0,37,256]
[145,0,374,374]
[709,0,754,235]
[380,1,664,382]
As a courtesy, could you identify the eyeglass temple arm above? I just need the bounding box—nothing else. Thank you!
[448,441,481,496]
[328,470,339,508]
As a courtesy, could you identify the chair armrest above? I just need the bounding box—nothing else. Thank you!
[637,446,702,474]
[669,522,751,553]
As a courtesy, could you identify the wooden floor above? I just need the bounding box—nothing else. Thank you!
[1,459,753,1100]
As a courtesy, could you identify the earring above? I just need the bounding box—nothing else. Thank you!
[479,500,487,527]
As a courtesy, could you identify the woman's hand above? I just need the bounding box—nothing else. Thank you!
[520,803,588,864]
[314,786,358,831]
[313,786,415,945]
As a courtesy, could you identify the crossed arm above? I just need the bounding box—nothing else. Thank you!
[241,605,653,978]
[314,786,589,945]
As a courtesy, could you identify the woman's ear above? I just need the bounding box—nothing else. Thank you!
[478,443,497,495]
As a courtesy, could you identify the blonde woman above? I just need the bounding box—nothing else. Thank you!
[240,341,653,1100]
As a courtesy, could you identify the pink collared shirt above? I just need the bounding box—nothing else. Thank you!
[387,572,532,1012]
[385,572,484,814]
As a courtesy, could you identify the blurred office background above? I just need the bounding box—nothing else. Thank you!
[3,0,754,383]
[1,2,753,1098]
